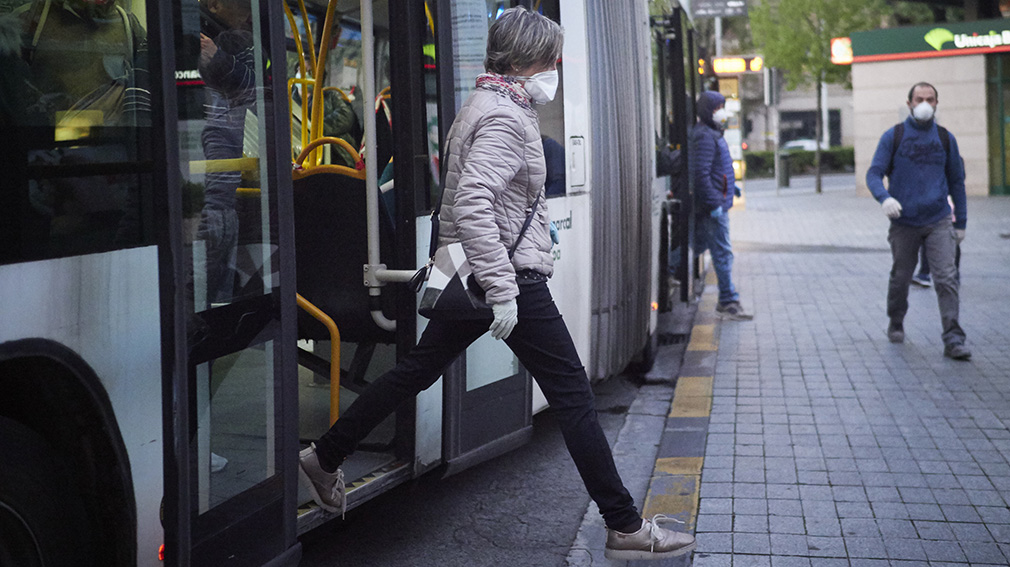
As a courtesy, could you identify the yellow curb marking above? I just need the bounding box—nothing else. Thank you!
[674,375,714,397]
[655,457,704,476]
[669,396,711,417]
[686,324,717,351]
[642,476,700,530]
[699,294,718,310]
[670,376,714,417]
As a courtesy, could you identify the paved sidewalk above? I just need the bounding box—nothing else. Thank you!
[692,181,1010,567]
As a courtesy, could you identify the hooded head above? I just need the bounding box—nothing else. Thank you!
[697,90,726,130]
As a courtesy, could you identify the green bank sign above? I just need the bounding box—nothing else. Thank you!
[851,17,1010,62]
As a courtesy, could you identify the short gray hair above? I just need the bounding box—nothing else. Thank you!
[484,7,563,75]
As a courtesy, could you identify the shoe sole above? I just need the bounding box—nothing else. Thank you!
[298,463,341,514]
[604,540,696,560]
[910,280,931,288]
[886,329,904,343]
[944,351,972,361]
[717,312,754,321]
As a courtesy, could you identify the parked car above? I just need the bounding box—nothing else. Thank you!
[781,139,828,151]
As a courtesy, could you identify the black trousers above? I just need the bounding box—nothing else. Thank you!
[315,281,641,530]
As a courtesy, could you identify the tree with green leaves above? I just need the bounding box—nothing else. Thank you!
[750,0,883,193]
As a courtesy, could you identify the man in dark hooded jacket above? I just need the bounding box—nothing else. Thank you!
[682,90,752,319]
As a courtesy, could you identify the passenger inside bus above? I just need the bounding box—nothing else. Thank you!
[0,0,151,261]
[541,135,565,197]
[196,0,254,305]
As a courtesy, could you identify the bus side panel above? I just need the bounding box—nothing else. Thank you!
[0,247,164,567]
[545,196,592,399]
[650,176,668,331]
[413,216,444,474]
[549,0,594,391]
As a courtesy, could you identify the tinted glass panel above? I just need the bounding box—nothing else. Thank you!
[176,0,276,310]
[0,0,155,264]
[175,0,284,521]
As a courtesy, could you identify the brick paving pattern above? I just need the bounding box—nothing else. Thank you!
[693,179,1010,567]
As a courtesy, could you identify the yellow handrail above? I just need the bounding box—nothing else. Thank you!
[423,1,435,37]
[283,4,311,160]
[288,77,314,160]
[294,135,365,177]
[293,164,364,182]
[323,86,352,103]
[283,2,307,79]
[296,293,341,426]
[296,0,317,74]
[308,0,340,166]
[188,157,259,174]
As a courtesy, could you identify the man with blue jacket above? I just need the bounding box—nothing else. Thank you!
[866,82,969,360]
[685,90,752,320]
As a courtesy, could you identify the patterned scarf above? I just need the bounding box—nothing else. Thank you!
[475,73,532,111]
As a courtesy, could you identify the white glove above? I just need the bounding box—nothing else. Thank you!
[489,299,518,341]
[881,197,902,219]
[955,229,966,244]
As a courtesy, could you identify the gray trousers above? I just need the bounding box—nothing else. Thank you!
[887,218,966,346]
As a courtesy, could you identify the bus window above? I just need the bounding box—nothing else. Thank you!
[451,1,566,198]
[533,0,566,198]
[175,0,286,521]
[0,0,154,264]
[177,0,275,311]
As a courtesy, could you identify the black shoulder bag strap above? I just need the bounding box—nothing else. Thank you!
[887,123,904,177]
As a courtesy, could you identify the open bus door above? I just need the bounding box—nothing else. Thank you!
[284,0,533,527]
[652,7,698,306]
[159,0,300,562]
[431,0,534,478]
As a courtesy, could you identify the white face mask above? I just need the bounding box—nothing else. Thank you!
[911,101,935,121]
[712,108,730,124]
[522,69,559,104]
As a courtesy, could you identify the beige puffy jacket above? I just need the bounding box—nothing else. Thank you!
[438,86,553,305]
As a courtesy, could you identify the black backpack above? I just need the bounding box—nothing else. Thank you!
[887,122,952,176]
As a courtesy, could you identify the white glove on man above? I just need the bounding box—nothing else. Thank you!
[955,229,966,244]
[489,299,519,341]
[881,197,902,219]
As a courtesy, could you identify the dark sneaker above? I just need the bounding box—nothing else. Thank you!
[298,443,346,516]
[716,301,753,320]
[887,322,904,344]
[911,274,932,288]
[943,343,971,360]
[605,515,696,560]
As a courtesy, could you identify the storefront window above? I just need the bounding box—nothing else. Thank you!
[986,54,1010,195]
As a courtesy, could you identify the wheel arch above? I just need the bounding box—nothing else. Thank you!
[0,338,138,567]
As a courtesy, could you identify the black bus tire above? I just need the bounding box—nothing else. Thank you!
[0,416,94,567]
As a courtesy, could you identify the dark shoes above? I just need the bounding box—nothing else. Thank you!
[944,343,972,360]
[604,515,697,560]
[911,273,932,288]
[889,321,971,360]
[716,301,753,320]
[887,322,905,343]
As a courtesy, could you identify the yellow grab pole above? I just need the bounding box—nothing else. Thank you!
[296,293,341,426]
[309,0,339,166]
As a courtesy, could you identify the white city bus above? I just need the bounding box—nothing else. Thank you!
[0,0,697,564]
